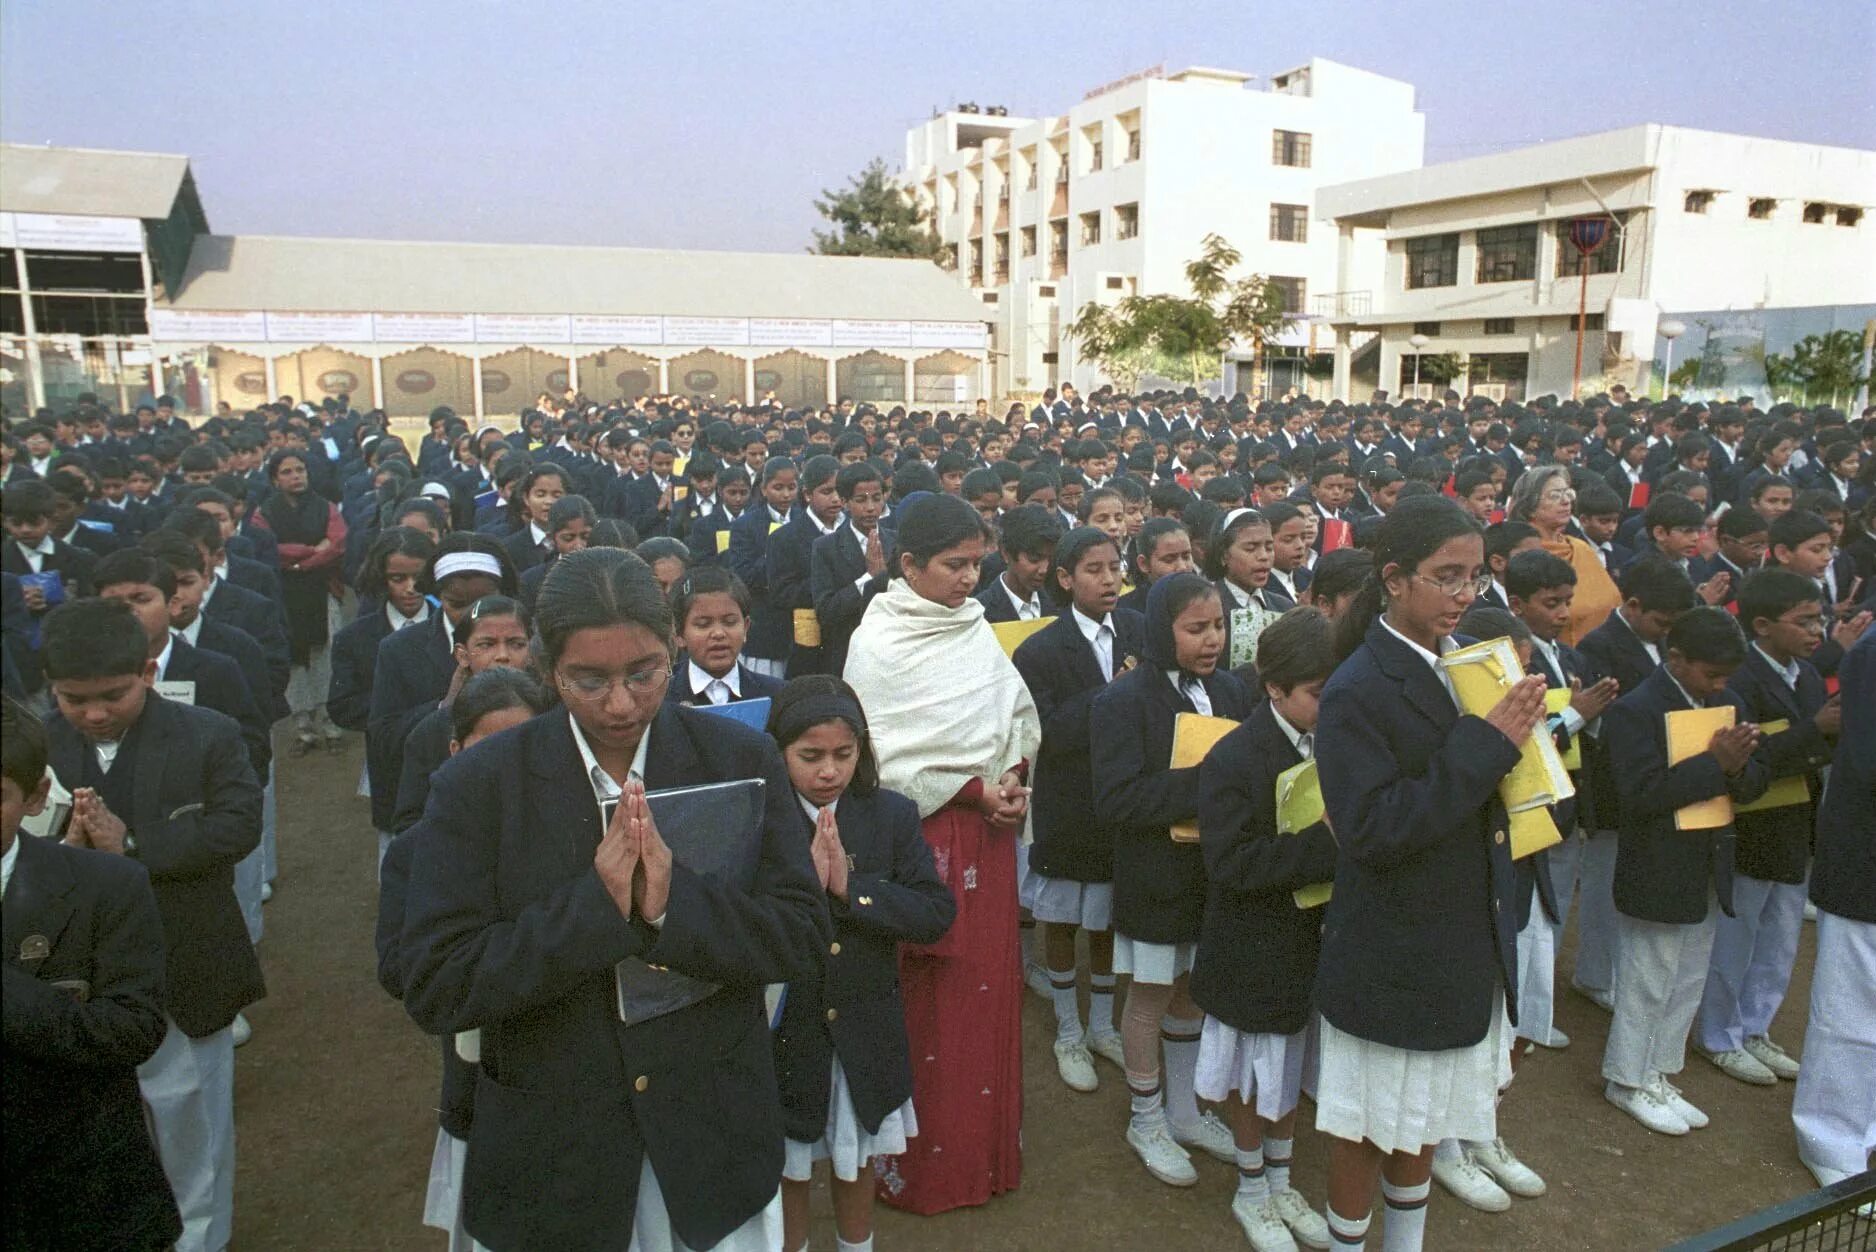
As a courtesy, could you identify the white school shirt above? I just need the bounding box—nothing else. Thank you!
[153,635,175,681]
[387,600,430,632]
[1379,615,1460,709]
[1752,643,1799,690]
[1164,669,1213,716]
[688,659,740,706]
[0,833,17,895]
[1271,705,1313,760]
[14,536,54,573]
[1071,606,1116,681]
[1614,608,1661,666]
[1001,576,1042,621]
[1529,635,1585,735]
[566,711,661,928]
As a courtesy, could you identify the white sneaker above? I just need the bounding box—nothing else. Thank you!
[1605,1080,1688,1135]
[1127,1118,1198,1187]
[1086,1031,1127,1069]
[1266,1187,1332,1249]
[231,1013,253,1048]
[1432,1147,1512,1212]
[1571,980,1614,1012]
[1803,899,1817,922]
[1053,1037,1098,1092]
[1656,1077,1708,1129]
[1537,1026,1571,1049]
[1231,1195,1299,1252]
[1744,1035,1801,1080]
[1700,1045,1777,1086]
[1171,1110,1238,1163]
[1470,1137,1546,1198]
[261,882,274,903]
[1023,959,1052,999]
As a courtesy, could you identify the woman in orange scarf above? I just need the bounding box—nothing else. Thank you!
[1506,465,1619,646]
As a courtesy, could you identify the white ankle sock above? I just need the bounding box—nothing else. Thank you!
[1264,1134,1294,1193]
[836,1236,874,1252]
[1161,1016,1203,1129]
[1128,1076,1163,1123]
[1381,1179,1431,1252]
[1089,971,1118,1038]
[1048,966,1082,1042]
[1234,1144,1269,1204]
[1433,1136,1463,1164]
[1328,1206,1371,1250]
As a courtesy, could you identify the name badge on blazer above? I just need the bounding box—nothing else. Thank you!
[156,679,197,705]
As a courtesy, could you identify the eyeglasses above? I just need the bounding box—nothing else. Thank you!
[1777,614,1826,634]
[556,667,671,703]
[1540,487,1578,504]
[1413,572,1494,599]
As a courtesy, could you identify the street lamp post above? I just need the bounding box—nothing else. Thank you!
[1658,318,1686,398]
[1408,332,1430,399]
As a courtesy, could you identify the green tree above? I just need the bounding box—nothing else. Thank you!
[1784,329,1868,406]
[810,159,943,259]
[1669,358,1703,389]
[1066,234,1291,388]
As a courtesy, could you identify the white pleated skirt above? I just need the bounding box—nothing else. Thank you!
[1113,936,1196,986]
[782,1054,918,1184]
[1194,1019,1310,1120]
[423,1129,483,1252]
[1024,873,1113,930]
[1313,994,1513,1156]
[628,1153,782,1252]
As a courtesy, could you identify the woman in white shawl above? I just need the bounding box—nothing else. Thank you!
[845,492,1042,1215]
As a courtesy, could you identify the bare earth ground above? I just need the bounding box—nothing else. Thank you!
[235,733,1824,1250]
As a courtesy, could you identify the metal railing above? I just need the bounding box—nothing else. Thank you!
[1311,290,1373,318]
[1664,1171,1874,1252]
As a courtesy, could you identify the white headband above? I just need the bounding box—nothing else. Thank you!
[1221,507,1265,531]
[433,552,504,582]
[419,481,453,500]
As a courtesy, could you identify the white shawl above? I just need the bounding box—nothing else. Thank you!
[844,580,1042,819]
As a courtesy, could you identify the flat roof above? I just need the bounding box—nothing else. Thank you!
[0,142,194,220]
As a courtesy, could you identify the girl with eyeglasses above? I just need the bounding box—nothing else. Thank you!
[396,546,828,1252]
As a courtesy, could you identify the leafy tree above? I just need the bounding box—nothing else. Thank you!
[1669,358,1703,389]
[1067,234,1291,388]
[811,159,943,259]
[1781,329,1868,406]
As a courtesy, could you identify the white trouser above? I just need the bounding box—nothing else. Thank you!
[1573,831,1622,993]
[138,1020,236,1252]
[1793,911,1876,1177]
[261,763,278,884]
[1697,873,1807,1054]
[234,844,264,946]
[1546,826,1586,921]
[1603,895,1717,1089]
[1516,904,1558,1045]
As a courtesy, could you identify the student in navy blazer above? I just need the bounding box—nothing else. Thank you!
[397,549,827,1252]
[727,460,801,677]
[200,567,291,702]
[809,521,893,680]
[327,528,437,733]
[768,457,842,678]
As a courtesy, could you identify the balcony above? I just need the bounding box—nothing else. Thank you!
[1049,250,1068,279]
[1311,290,1373,319]
[995,265,1010,284]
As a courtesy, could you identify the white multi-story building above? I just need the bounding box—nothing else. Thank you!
[1316,124,1876,404]
[905,59,1425,400]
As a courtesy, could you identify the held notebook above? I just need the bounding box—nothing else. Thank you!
[692,697,772,732]
[611,778,767,1027]
[1275,758,1333,909]
[1734,719,1810,813]
[1438,637,1572,858]
[991,616,1054,658]
[1665,706,1735,830]
[1168,712,1239,843]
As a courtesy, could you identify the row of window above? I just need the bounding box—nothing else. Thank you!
[1410,316,1599,336]
[1402,216,1628,289]
[940,126,1313,212]
[1684,191,1862,226]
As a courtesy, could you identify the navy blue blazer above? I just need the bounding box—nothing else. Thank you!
[1314,622,1524,1051]
[366,614,456,832]
[685,506,737,568]
[224,552,283,610]
[767,513,830,678]
[1576,608,1662,834]
[375,827,477,1140]
[391,705,453,837]
[327,605,398,732]
[202,577,290,702]
[774,787,953,1142]
[809,523,893,679]
[1725,647,1832,884]
[617,474,680,539]
[1602,666,1770,925]
[1092,663,1251,944]
[398,703,829,1252]
[1810,631,1874,922]
[1191,703,1339,1035]
[662,657,785,706]
[2,833,181,1252]
[195,615,285,725]
[1012,608,1144,883]
[500,523,549,575]
[727,505,795,662]
[165,636,270,780]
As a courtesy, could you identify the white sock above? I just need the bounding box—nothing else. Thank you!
[1328,1207,1371,1250]
[1128,1077,1163,1125]
[1433,1136,1463,1164]
[1161,1016,1203,1130]
[1089,971,1118,1038]
[1235,1144,1270,1205]
[1381,1179,1431,1252]
[1048,966,1083,1043]
[1264,1134,1294,1194]
[836,1236,874,1252]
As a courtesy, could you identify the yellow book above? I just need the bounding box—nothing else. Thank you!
[673,454,689,477]
[1275,758,1333,907]
[716,530,733,554]
[672,483,689,501]
[1168,712,1240,843]
[792,609,822,647]
[991,616,1053,659]
[1509,806,1562,859]
[1665,705,1736,830]
[1735,719,1811,813]
[769,520,785,535]
[1545,688,1582,770]
[1438,639,1575,834]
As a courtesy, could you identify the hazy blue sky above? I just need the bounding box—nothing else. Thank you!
[4,0,1872,253]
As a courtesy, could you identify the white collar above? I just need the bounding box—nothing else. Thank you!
[0,833,18,897]
[796,791,827,824]
[566,709,650,800]
[387,599,431,631]
[1379,613,1451,674]
[1001,575,1040,617]
[1222,579,1252,609]
[153,634,175,679]
[1270,704,1309,756]
[808,510,843,538]
[1491,577,1508,603]
[528,520,548,545]
[200,575,220,609]
[1752,642,1800,689]
[24,534,56,556]
[178,613,203,644]
[688,658,740,700]
[1070,605,1112,643]
[1663,667,1700,710]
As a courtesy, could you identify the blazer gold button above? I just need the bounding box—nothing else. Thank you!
[829,942,842,956]
[634,1075,649,1093]
[857,895,872,906]
[1494,829,1507,845]
[826,1008,838,1022]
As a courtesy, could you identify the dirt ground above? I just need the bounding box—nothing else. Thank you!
[235,733,1826,1250]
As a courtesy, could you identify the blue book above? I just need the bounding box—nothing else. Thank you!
[693,696,771,732]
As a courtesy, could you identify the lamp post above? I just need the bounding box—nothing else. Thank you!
[1658,318,1686,398]
[1408,332,1430,398]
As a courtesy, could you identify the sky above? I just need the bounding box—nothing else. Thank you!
[4,0,1873,255]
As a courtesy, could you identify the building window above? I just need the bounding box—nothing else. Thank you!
[1116,203,1139,241]
[1841,205,1865,227]
[1090,140,1103,172]
[1042,351,1059,365]
[1080,211,1102,246]
[1270,203,1309,243]
[1020,225,1037,257]
[1685,190,1715,214]
[1126,129,1141,161]
[1571,312,1605,331]
[1404,233,1459,289]
[1748,197,1776,220]
[1483,317,1516,335]
[1413,321,1442,336]
[1105,275,1127,290]
[1272,129,1312,168]
[1268,276,1307,314]
[1553,213,1626,277]
[1803,202,1829,224]
[1475,224,1538,283]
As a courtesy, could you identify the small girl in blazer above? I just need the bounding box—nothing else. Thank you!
[1207,508,1296,671]
[728,458,801,678]
[1011,527,1144,1094]
[1314,496,1548,1252]
[665,566,785,707]
[769,676,955,1252]
[1191,606,1338,1251]
[1092,572,1252,1187]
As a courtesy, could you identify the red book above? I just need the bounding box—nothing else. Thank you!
[1321,518,1352,552]
[1628,482,1651,511]
[1442,474,1458,497]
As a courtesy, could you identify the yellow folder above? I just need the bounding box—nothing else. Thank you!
[991,616,1054,659]
[1275,758,1333,908]
[769,520,785,535]
[1437,638,1575,858]
[1509,806,1562,859]
[1735,719,1811,813]
[1545,688,1581,770]
[716,530,732,554]
[1665,705,1736,830]
[792,609,822,647]
[1168,712,1240,843]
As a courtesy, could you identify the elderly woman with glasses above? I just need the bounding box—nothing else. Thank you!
[1506,465,1620,646]
[395,546,829,1252]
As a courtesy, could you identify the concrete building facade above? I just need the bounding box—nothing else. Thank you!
[1315,124,1876,403]
[904,59,1424,400]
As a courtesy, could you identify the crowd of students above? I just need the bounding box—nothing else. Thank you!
[2,380,1873,1252]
